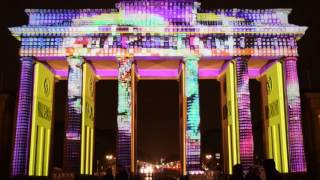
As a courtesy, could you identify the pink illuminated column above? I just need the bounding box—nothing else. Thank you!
[11,57,34,176]
[234,57,254,171]
[63,56,84,173]
[283,57,307,172]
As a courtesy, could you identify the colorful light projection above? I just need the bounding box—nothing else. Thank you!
[29,62,55,176]
[283,57,307,172]
[234,57,254,171]
[117,56,133,169]
[15,34,302,58]
[8,0,309,175]
[80,63,95,175]
[9,7,307,59]
[12,57,34,176]
[260,61,288,173]
[64,57,84,172]
[184,56,201,173]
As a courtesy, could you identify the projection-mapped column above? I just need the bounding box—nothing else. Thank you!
[64,56,84,172]
[12,57,34,176]
[80,63,96,175]
[260,61,289,173]
[234,57,254,171]
[28,62,55,176]
[183,56,201,173]
[283,57,307,172]
[117,56,134,171]
[220,61,240,174]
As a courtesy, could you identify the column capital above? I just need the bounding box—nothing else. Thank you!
[183,55,200,62]
[67,56,84,67]
[116,54,134,62]
[20,56,35,62]
[282,56,298,62]
[233,56,250,61]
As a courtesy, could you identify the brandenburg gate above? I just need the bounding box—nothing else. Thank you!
[9,0,307,177]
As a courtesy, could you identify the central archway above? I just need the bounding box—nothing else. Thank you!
[137,80,180,176]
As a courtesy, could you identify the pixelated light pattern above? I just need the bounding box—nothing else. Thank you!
[283,57,307,172]
[12,57,34,176]
[234,57,254,172]
[64,57,84,172]
[9,2,307,58]
[184,56,201,172]
[8,0,309,175]
[117,56,133,169]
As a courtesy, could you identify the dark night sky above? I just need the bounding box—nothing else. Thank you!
[1,0,320,166]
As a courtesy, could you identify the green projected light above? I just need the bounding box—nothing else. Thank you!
[184,56,201,173]
[9,0,308,176]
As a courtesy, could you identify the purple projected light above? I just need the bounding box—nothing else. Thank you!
[12,57,34,176]
[54,69,68,78]
[138,69,178,77]
[199,69,220,78]
[284,57,307,172]
[8,0,310,176]
[235,57,254,172]
[95,69,118,78]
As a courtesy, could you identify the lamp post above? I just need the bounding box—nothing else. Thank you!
[205,154,212,161]
[106,155,113,161]
[105,154,114,169]
[205,154,212,171]
[105,154,116,176]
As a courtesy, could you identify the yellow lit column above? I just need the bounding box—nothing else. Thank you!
[131,62,137,175]
[28,62,55,176]
[179,62,187,176]
[80,63,96,175]
[259,60,289,173]
[218,61,240,174]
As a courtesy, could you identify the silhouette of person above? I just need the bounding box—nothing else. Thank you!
[115,166,129,180]
[230,164,244,180]
[263,159,281,180]
[102,168,114,180]
[245,166,262,180]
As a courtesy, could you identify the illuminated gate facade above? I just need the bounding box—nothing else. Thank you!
[9,0,307,176]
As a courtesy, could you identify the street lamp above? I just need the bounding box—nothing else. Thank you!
[205,154,212,160]
[105,154,114,171]
[106,154,113,161]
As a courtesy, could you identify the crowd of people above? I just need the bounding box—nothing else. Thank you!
[231,159,281,180]
[101,166,128,180]
[101,159,280,180]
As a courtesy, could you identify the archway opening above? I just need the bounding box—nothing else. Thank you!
[249,79,265,164]
[137,80,180,177]
[52,80,67,171]
[94,80,118,173]
[199,79,222,171]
